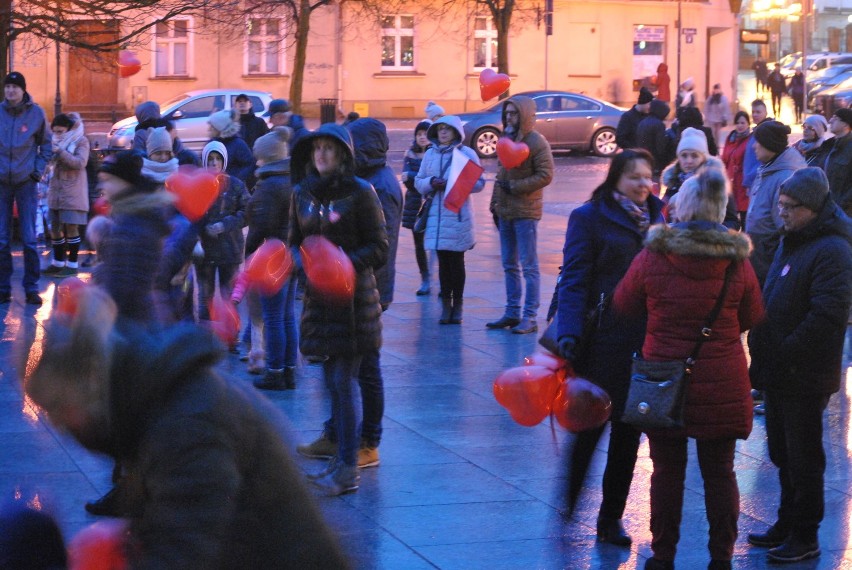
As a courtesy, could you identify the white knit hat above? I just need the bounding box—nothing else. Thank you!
[208,109,239,137]
[677,127,709,157]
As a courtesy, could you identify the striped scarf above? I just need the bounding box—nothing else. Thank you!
[613,191,651,231]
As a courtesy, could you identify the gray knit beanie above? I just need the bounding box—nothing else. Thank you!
[253,127,292,164]
[146,127,172,156]
[780,167,829,212]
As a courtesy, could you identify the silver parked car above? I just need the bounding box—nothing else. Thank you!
[108,89,273,153]
[456,90,626,158]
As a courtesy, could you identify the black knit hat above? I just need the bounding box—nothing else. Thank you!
[753,120,790,154]
[834,108,852,128]
[3,72,26,91]
[99,150,150,190]
[638,87,654,105]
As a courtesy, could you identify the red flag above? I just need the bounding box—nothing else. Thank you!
[444,148,484,214]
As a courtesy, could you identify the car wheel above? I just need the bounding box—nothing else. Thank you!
[592,128,618,157]
[473,128,500,158]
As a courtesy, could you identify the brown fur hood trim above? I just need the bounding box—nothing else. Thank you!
[645,223,752,261]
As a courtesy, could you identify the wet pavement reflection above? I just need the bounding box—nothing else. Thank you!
[1,152,850,569]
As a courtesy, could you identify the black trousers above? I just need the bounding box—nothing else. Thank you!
[764,390,831,542]
[436,250,465,300]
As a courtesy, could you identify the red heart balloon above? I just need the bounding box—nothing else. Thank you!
[479,68,511,102]
[552,377,612,433]
[208,294,240,348]
[68,519,129,570]
[245,239,293,295]
[93,196,111,217]
[496,138,530,169]
[117,51,142,78]
[493,365,561,427]
[523,350,568,381]
[299,235,356,306]
[165,166,220,222]
[55,277,87,317]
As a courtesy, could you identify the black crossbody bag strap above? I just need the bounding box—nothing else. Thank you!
[685,262,735,372]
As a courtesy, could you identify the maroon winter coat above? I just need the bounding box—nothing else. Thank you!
[613,222,764,440]
[721,131,750,213]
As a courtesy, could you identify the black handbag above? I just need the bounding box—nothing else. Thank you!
[621,263,734,430]
[539,293,607,362]
[413,193,434,234]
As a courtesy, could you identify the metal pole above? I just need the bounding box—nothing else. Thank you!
[54,38,61,117]
[677,0,682,95]
[801,1,808,117]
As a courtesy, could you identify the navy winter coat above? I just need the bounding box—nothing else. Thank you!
[401,147,426,229]
[555,191,665,415]
[749,200,852,395]
[214,136,254,184]
[197,174,250,266]
[245,159,293,257]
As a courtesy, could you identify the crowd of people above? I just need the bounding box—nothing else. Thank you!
[1,63,851,568]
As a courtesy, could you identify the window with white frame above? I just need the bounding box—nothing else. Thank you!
[473,16,499,70]
[246,18,285,75]
[154,18,192,77]
[381,15,414,70]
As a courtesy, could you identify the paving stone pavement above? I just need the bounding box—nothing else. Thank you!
[1,159,850,569]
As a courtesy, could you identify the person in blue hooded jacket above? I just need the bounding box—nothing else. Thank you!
[0,71,52,306]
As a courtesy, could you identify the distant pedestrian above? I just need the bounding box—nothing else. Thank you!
[554,148,664,545]
[722,111,752,227]
[675,77,696,110]
[747,167,852,564]
[400,120,433,295]
[741,99,772,196]
[265,98,308,153]
[234,93,269,150]
[788,70,805,123]
[614,160,763,570]
[0,71,51,306]
[341,111,360,126]
[752,57,769,93]
[822,108,852,216]
[44,112,89,279]
[745,120,806,286]
[616,87,653,149]
[636,99,671,179]
[207,109,254,183]
[655,63,671,103]
[792,114,830,167]
[766,65,787,118]
[415,116,485,325]
[488,95,554,335]
[704,83,731,148]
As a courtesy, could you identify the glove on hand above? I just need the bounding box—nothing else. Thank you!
[495,179,511,193]
[205,222,225,237]
[557,336,578,364]
[430,177,446,191]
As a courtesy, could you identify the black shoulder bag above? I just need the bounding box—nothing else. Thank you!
[621,263,734,430]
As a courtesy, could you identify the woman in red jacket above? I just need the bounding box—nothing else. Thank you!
[613,161,764,570]
[721,110,751,228]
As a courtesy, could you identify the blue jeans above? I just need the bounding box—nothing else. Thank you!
[323,347,384,447]
[261,278,298,369]
[323,355,363,467]
[498,217,540,319]
[0,180,40,294]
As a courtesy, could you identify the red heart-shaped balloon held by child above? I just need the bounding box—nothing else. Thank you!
[479,68,511,102]
[165,167,220,222]
[496,138,530,169]
[245,239,293,295]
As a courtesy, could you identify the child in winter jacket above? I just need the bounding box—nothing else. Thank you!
[401,120,432,295]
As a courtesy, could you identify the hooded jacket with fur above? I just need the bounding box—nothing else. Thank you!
[614,222,764,439]
[490,95,554,221]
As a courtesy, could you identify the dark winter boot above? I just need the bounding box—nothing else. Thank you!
[439,296,453,324]
[449,298,463,324]
[282,366,296,389]
[416,273,431,296]
[253,369,287,391]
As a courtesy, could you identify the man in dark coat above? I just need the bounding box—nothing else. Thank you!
[235,93,269,149]
[27,286,350,569]
[765,65,788,118]
[823,108,852,216]
[488,95,554,334]
[747,167,852,564]
[265,98,309,153]
[636,99,671,178]
[615,87,653,149]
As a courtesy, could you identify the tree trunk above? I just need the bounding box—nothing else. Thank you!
[494,1,513,99]
[0,0,11,77]
[289,0,312,114]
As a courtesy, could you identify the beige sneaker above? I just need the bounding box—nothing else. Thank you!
[296,435,337,459]
[358,446,380,468]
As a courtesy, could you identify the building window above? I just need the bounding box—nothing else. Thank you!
[473,16,499,70]
[633,25,665,90]
[246,18,285,75]
[381,15,414,70]
[154,18,192,77]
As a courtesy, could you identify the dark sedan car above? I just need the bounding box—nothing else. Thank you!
[457,90,625,158]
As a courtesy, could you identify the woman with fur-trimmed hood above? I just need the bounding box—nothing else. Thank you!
[613,160,764,568]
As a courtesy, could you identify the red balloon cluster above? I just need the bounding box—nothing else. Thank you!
[165,166,221,222]
[479,68,511,101]
[68,519,129,570]
[118,51,141,79]
[92,196,111,217]
[494,349,612,432]
[54,277,87,317]
[299,235,355,305]
[496,138,530,169]
[208,294,240,348]
[245,239,293,295]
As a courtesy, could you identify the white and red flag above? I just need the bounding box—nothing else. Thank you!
[443,148,484,213]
